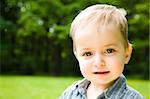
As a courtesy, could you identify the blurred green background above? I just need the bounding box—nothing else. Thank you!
[0,0,149,78]
[0,0,149,98]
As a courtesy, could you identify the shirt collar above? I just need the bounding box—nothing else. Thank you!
[75,74,126,98]
[105,74,126,98]
[76,78,90,95]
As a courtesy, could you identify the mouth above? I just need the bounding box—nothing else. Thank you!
[93,71,110,74]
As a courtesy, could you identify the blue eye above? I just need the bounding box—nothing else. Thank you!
[105,48,115,54]
[83,52,93,56]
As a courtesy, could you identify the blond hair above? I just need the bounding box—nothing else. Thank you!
[70,4,129,49]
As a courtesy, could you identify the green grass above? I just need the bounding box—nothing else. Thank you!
[0,76,149,99]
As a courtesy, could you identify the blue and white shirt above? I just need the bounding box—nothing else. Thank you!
[59,75,144,99]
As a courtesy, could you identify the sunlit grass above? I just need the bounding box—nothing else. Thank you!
[0,76,149,99]
[127,79,149,99]
[0,76,80,99]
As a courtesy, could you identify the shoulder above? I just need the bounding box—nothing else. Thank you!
[59,81,78,99]
[110,75,144,99]
[59,79,87,99]
[123,85,144,99]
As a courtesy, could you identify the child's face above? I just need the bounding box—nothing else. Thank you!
[74,24,132,87]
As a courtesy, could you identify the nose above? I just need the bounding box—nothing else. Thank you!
[93,54,105,67]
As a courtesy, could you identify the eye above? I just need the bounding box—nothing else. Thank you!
[82,52,93,56]
[105,48,116,54]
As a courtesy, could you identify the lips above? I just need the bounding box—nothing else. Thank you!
[93,71,110,74]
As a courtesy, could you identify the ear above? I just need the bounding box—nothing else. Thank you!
[125,44,133,64]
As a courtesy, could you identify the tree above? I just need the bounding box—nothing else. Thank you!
[0,0,149,78]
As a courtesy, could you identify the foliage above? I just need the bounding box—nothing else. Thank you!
[0,0,149,78]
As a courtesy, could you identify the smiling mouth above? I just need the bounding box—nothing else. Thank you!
[93,71,110,74]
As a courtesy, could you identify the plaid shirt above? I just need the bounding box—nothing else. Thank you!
[59,74,144,99]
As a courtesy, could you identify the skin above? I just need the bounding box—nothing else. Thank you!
[73,24,132,99]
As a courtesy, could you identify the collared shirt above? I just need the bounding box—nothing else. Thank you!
[59,74,144,99]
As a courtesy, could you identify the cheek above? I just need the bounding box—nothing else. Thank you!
[78,59,91,67]
[109,53,126,64]
[107,57,125,70]
[78,60,91,75]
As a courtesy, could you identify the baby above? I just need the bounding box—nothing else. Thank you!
[59,4,144,99]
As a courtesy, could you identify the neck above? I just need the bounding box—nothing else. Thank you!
[94,81,114,90]
[87,83,105,99]
[87,78,120,99]
[87,80,116,96]
[89,83,107,94]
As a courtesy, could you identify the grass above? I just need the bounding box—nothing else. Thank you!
[0,76,149,99]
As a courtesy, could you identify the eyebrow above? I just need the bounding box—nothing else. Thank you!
[80,48,91,51]
[79,44,119,51]
[103,43,119,47]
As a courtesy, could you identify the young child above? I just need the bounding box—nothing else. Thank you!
[59,4,144,99]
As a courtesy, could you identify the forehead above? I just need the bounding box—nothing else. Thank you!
[74,24,124,48]
[76,22,122,39]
